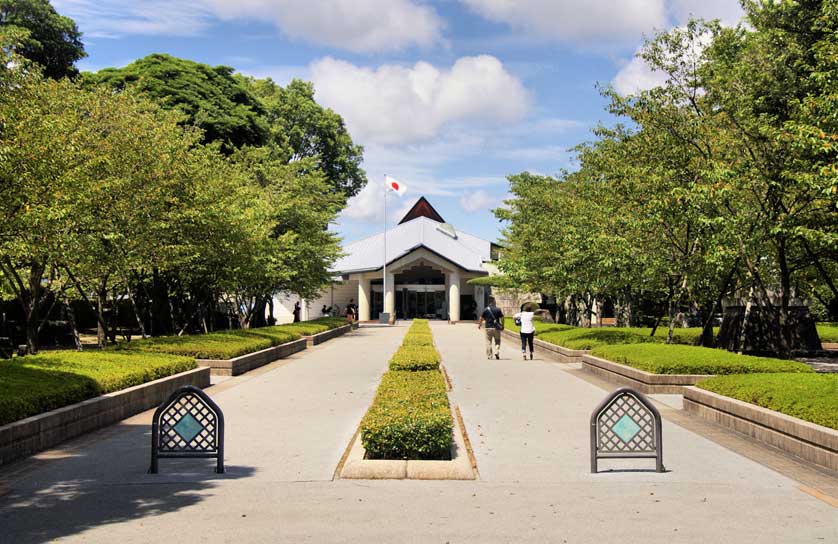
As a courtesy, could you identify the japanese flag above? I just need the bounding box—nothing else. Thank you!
[385,175,407,196]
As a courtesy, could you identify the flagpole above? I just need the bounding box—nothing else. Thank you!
[383,174,387,324]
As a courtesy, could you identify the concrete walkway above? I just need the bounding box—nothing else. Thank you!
[0,321,835,543]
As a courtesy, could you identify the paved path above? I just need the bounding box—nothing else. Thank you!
[0,322,835,543]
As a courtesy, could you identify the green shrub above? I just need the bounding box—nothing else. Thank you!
[120,330,274,359]
[401,333,434,347]
[590,343,813,375]
[389,345,440,371]
[503,317,574,335]
[0,351,196,426]
[539,328,660,350]
[360,370,452,459]
[816,323,838,343]
[271,317,347,336]
[242,327,301,345]
[698,373,838,429]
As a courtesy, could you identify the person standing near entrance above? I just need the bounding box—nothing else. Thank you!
[514,302,537,360]
[478,297,504,360]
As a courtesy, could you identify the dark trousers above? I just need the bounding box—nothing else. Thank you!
[520,332,534,353]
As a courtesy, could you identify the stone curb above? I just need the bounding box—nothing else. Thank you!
[581,355,713,394]
[302,324,353,347]
[197,338,307,376]
[339,402,476,481]
[500,329,589,363]
[0,367,210,467]
[684,386,838,473]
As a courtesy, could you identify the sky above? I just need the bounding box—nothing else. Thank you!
[54,0,745,245]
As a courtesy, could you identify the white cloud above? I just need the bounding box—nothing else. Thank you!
[612,54,669,95]
[500,145,568,162]
[669,0,744,26]
[205,0,443,52]
[55,0,444,52]
[311,55,529,145]
[462,0,667,45]
[460,190,498,213]
[612,24,715,95]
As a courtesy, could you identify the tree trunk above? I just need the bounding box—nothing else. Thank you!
[738,285,756,355]
[65,295,82,351]
[96,283,107,349]
[777,236,792,357]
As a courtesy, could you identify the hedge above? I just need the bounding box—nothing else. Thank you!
[119,318,349,359]
[590,343,813,375]
[539,328,660,350]
[817,323,838,343]
[360,370,453,459]
[120,330,275,360]
[401,332,434,347]
[389,345,441,371]
[502,317,573,335]
[268,317,347,336]
[697,373,838,430]
[0,351,196,426]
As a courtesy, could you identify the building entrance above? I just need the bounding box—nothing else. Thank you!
[370,264,449,320]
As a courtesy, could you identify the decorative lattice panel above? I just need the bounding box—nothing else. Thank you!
[596,393,656,453]
[158,393,219,453]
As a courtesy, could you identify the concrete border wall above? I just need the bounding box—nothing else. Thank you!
[303,324,352,346]
[684,387,838,472]
[197,339,307,376]
[581,355,712,394]
[0,367,210,467]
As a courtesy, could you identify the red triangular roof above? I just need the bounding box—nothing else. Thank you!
[399,196,445,224]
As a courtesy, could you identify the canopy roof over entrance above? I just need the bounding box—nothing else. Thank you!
[333,197,494,275]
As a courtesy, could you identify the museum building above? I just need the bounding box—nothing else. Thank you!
[274,197,500,322]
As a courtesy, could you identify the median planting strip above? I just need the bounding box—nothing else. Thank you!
[340,320,475,480]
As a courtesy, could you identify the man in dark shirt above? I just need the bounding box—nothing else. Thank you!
[478,297,504,360]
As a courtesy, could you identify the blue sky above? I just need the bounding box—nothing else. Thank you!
[55,0,744,244]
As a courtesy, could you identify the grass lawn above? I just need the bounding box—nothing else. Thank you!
[120,330,275,359]
[697,373,838,430]
[0,351,195,426]
[590,343,813,375]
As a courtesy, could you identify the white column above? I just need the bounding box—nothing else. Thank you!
[301,298,309,321]
[448,271,460,322]
[384,272,395,319]
[358,278,371,322]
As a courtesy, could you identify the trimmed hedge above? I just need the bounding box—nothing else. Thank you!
[697,373,838,430]
[540,328,660,350]
[817,323,838,343]
[119,318,349,359]
[120,330,275,360]
[241,327,301,345]
[0,351,196,426]
[503,317,573,335]
[269,317,347,336]
[389,345,441,371]
[590,343,813,375]
[401,333,434,347]
[360,370,453,459]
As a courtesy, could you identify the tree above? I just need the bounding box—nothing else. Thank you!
[85,54,269,152]
[240,77,367,198]
[0,0,85,79]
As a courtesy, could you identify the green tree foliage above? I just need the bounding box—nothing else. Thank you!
[495,2,838,349]
[85,54,269,152]
[240,77,367,198]
[0,0,85,79]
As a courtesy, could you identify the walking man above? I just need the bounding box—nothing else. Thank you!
[478,297,504,360]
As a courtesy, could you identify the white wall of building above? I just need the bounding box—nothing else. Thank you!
[270,280,359,323]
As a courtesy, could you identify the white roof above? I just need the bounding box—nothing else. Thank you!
[333,216,492,274]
